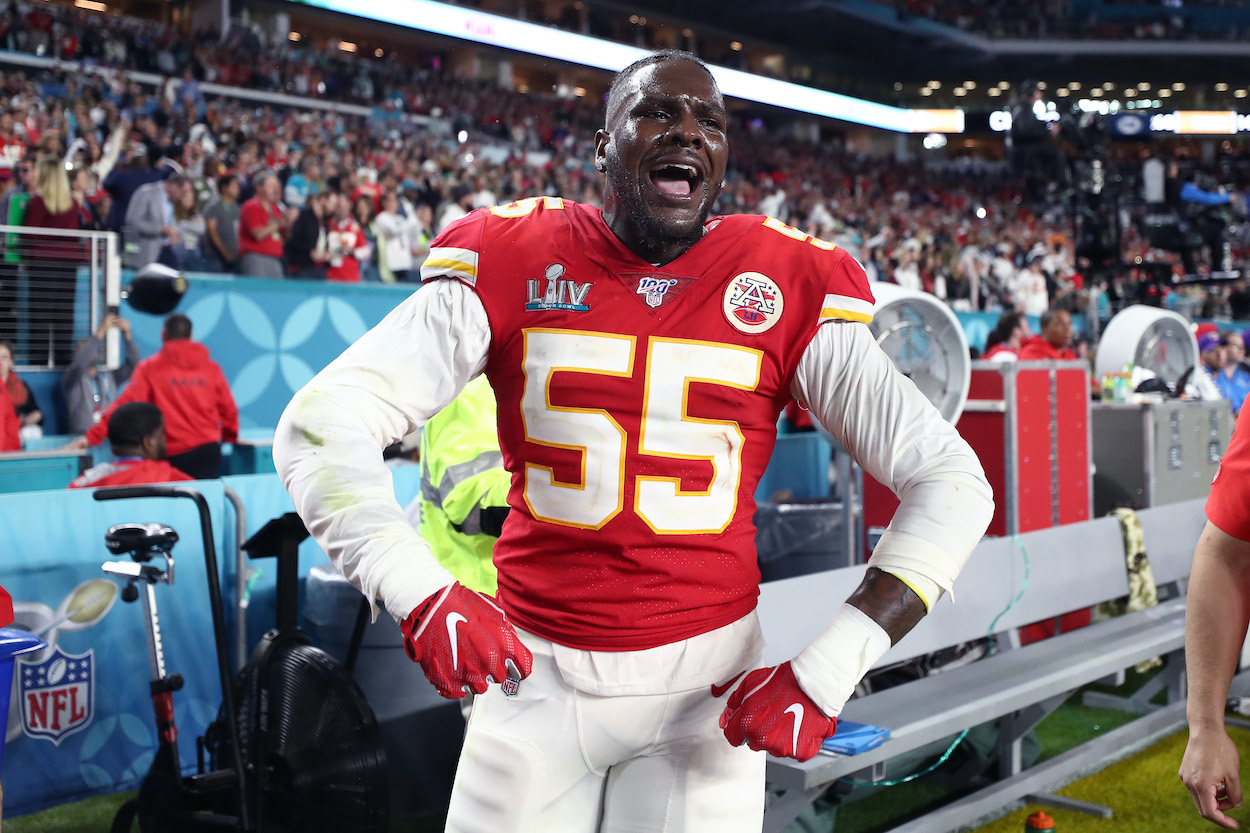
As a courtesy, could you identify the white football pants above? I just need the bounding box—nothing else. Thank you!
[443,630,766,833]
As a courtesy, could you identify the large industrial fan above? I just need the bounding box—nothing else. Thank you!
[1094,305,1197,393]
[867,282,972,423]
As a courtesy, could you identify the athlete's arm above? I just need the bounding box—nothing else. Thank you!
[1180,521,1250,828]
[793,320,992,699]
[274,279,489,621]
[796,320,993,614]
[720,321,993,759]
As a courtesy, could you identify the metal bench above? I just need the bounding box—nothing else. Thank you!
[759,500,1205,832]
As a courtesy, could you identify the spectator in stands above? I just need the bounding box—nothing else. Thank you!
[1180,402,1250,828]
[69,402,192,488]
[1018,309,1076,360]
[1216,331,1250,414]
[274,50,994,831]
[1182,331,1230,403]
[237,170,290,278]
[411,202,435,262]
[25,154,85,366]
[122,172,190,269]
[102,142,164,233]
[326,194,365,282]
[201,173,240,273]
[0,158,35,347]
[982,312,1029,362]
[0,340,41,435]
[70,167,101,230]
[60,312,139,434]
[436,183,473,233]
[374,190,420,282]
[285,190,331,279]
[283,156,320,209]
[1015,252,1050,318]
[77,313,237,479]
[171,186,206,271]
[0,109,27,185]
[353,195,379,281]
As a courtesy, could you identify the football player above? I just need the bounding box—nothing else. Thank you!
[275,49,993,832]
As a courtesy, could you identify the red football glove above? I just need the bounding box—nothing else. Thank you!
[400,583,533,699]
[717,661,838,761]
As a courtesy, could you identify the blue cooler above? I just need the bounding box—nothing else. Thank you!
[0,628,46,773]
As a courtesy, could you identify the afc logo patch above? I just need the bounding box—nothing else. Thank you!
[723,272,784,334]
[19,646,94,745]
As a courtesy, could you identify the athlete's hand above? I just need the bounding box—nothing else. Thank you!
[718,661,837,761]
[1180,728,1243,829]
[400,583,533,699]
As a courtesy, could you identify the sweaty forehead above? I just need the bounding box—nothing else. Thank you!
[607,60,723,123]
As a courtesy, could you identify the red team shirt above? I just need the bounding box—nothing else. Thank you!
[423,199,874,650]
[69,458,194,489]
[1208,402,1250,540]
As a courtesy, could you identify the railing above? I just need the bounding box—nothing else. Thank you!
[0,224,120,369]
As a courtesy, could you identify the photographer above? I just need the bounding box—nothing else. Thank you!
[1008,81,1069,202]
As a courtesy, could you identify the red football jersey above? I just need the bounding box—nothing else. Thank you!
[423,199,874,650]
[1208,402,1250,540]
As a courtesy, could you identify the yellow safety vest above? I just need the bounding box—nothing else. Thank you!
[417,375,509,595]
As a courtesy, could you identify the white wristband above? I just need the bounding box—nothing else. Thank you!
[791,603,892,718]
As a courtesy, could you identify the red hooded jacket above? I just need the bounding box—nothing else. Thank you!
[0,392,18,452]
[69,458,194,488]
[1017,335,1077,361]
[85,339,239,457]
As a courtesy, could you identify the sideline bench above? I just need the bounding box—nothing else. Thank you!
[758,498,1207,832]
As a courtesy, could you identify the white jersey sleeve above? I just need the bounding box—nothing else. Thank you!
[274,279,491,621]
[791,321,994,602]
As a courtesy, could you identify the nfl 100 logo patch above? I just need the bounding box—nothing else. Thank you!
[636,276,678,308]
[20,646,94,745]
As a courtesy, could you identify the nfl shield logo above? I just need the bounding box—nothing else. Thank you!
[19,647,93,745]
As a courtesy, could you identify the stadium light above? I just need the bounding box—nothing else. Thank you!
[293,0,961,131]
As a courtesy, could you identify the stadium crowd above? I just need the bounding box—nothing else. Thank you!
[0,1,1243,365]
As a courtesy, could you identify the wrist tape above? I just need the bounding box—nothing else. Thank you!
[791,603,892,718]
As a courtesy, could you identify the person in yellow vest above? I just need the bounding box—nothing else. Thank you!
[411,374,509,596]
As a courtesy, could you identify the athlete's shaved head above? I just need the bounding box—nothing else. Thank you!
[604,49,719,126]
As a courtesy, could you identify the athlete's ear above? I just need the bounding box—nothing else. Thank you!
[594,128,609,174]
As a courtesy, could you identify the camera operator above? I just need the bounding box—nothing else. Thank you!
[1165,161,1248,274]
[1008,81,1069,203]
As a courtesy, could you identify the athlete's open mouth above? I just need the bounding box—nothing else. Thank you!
[649,162,702,200]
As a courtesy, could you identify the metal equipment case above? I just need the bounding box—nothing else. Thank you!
[862,360,1093,539]
[956,360,1093,536]
[1091,399,1230,517]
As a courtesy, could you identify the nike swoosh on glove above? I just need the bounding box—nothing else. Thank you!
[400,583,534,699]
[718,661,837,761]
